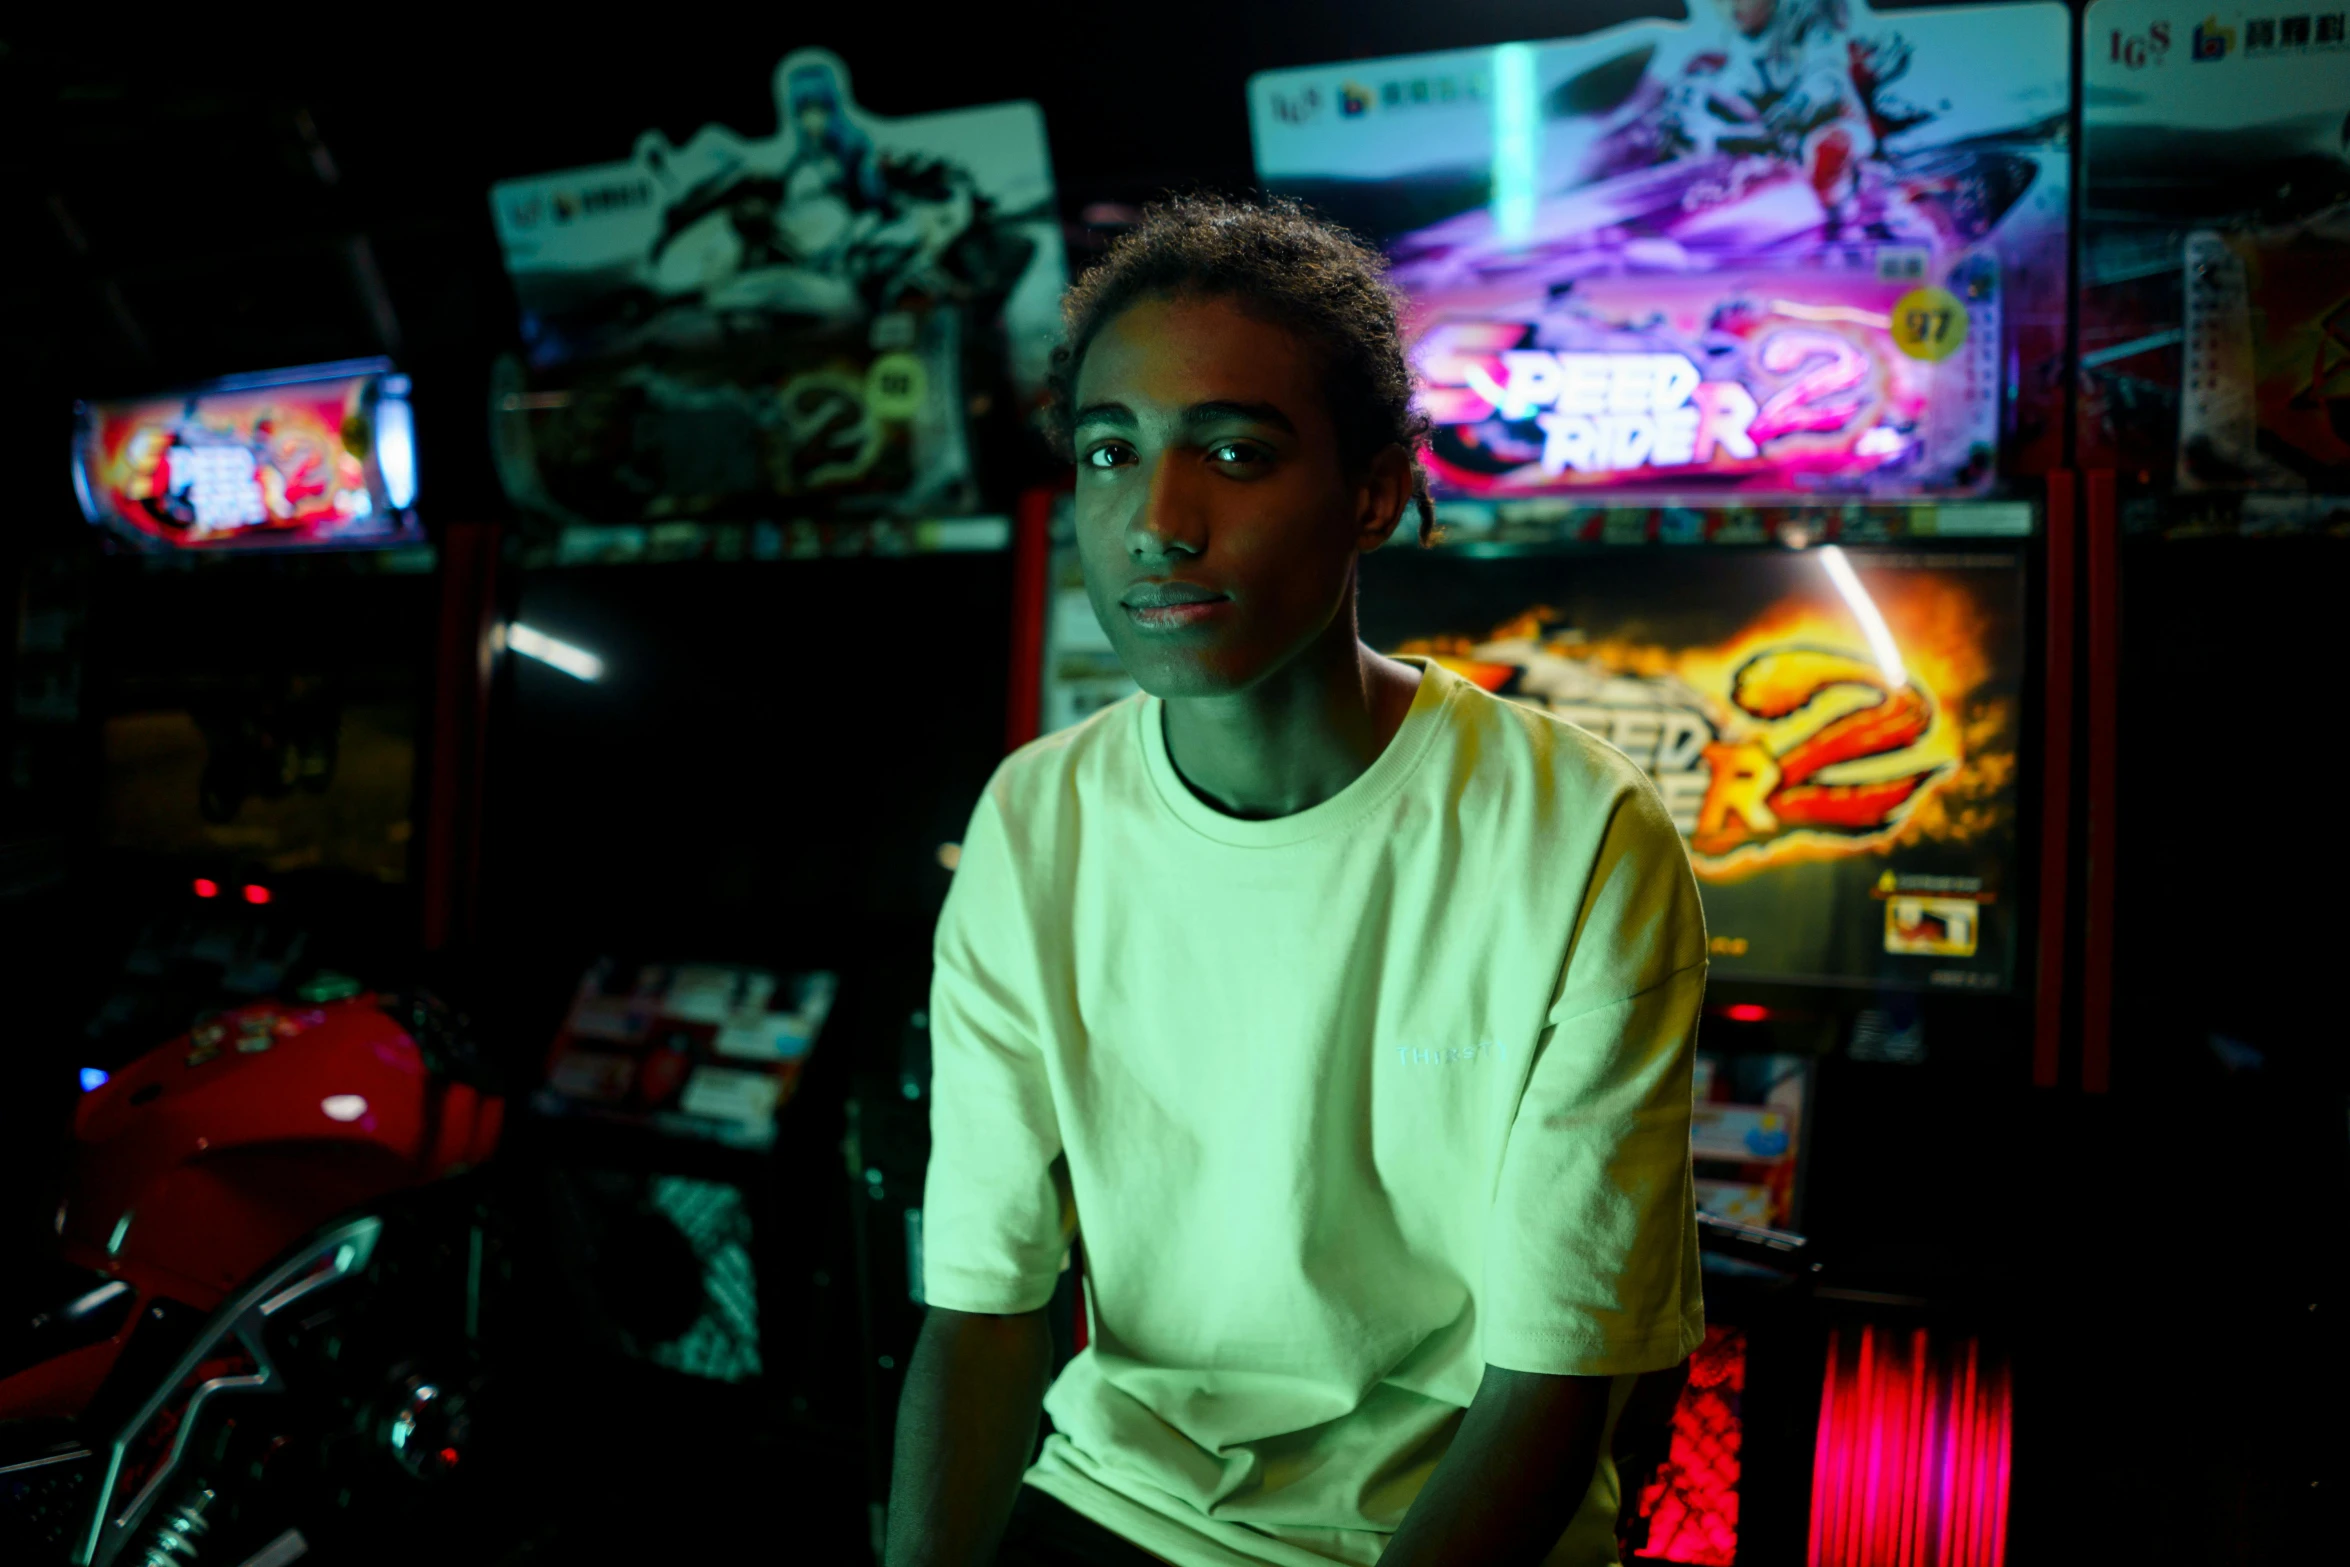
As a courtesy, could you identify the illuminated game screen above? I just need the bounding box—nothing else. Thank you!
[1249,0,2074,497]
[1358,546,2026,990]
[74,361,420,552]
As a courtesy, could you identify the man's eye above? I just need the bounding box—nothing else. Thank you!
[1209,441,1268,466]
[1082,444,1132,470]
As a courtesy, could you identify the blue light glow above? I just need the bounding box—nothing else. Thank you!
[378,389,418,510]
[79,1067,110,1092]
[1491,43,1539,246]
[71,418,101,525]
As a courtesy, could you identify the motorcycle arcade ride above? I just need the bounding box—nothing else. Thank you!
[0,993,504,1567]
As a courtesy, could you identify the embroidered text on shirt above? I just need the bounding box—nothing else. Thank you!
[1396,1042,1506,1066]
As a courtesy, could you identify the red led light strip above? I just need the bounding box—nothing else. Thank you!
[1807,1326,2011,1567]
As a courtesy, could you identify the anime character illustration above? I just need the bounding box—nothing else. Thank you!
[488,50,1066,522]
[1387,1,2051,301]
[531,53,1050,355]
[1254,0,2069,494]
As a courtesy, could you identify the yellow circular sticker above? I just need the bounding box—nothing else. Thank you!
[865,353,929,421]
[1891,287,1967,362]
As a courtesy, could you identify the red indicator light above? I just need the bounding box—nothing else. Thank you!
[243,884,272,906]
[438,1446,461,1468]
[192,878,219,899]
[1725,1003,1770,1023]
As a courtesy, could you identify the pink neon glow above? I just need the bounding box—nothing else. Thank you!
[1807,1325,2012,1567]
[1404,262,1985,498]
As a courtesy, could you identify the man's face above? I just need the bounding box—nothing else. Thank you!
[1071,293,1394,699]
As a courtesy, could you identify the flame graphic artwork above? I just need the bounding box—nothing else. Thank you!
[1394,574,2008,881]
[1693,649,1939,861]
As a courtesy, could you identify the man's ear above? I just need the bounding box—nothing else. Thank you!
[1355,444,1412,552]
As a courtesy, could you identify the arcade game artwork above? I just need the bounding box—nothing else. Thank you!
[1359,546,2026,991]
[2081,0,2350,512]
[1248,0,2073,498]
[73,360,421,552]
[488,49,1067,525]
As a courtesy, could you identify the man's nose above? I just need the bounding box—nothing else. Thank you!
[1128,448,1206,559]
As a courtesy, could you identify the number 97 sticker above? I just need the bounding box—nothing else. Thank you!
[1891,287,1968,362]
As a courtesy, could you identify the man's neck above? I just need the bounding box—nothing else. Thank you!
[1160,625,1424,822]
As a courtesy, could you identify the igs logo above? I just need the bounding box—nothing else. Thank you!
[2107,19,2174,66]
[2192,14,2236,56]
[1270,87,1321,125]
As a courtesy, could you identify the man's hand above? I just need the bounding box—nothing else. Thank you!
[1377,1366,1613,1566]
[883,1305,1057,1567]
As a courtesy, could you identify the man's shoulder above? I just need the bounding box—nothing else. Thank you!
[985,691,1148,825]
[1439,669,1661,812]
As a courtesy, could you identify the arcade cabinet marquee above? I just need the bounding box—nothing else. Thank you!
[73,360,421,553]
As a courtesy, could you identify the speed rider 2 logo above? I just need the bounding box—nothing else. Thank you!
[1400,600,1984,880]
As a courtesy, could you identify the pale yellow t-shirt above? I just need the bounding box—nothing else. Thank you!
[922,654,1707,1567]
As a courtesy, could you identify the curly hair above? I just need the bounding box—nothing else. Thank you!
[1042,194,1437,546]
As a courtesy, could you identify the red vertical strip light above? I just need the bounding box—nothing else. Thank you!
[422,521,504,953]
[2080,468,2120,1092]
[1004,487,1058,754]
[1990,1364,2013,1567]
[1811,1336,1840,1567]
[2032,473,2076,1086]
[1808,1326,2013,1566]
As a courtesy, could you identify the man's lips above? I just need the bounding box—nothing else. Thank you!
[1120,579,1228,609]
[1121,580,1232,632]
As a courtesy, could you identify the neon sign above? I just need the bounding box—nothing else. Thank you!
[1454,349,1763,474]
[1408,267,1999,497]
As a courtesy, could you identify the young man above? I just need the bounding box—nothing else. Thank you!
[888,197,1706,1567]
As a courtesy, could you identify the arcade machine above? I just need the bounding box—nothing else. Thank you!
[2070,2,2345,1541]
[1,358,516,1565]
[52,358,497,1067]
[476,50,1070,1560]
[1202,7,2068,1560]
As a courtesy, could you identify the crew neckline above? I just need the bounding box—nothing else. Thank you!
[1138,655,1463,848]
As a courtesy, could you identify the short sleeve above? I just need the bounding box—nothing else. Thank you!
[1482,776,1708,1376]
[920,782,1072,1315]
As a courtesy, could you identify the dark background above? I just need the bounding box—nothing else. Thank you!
[0,4,2341,1562]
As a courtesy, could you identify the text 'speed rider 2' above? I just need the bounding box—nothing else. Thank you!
[1249,0,2073,499]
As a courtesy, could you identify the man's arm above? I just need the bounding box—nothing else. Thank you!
[883,1305,1057,1567]
[1378,1366,1612,1566]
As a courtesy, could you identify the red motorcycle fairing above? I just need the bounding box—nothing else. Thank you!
[5,994,502,1429]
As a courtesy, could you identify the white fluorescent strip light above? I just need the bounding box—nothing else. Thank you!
[1491,43,1539,245]
[506,623,605,682]
[1818,546,1907,688]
